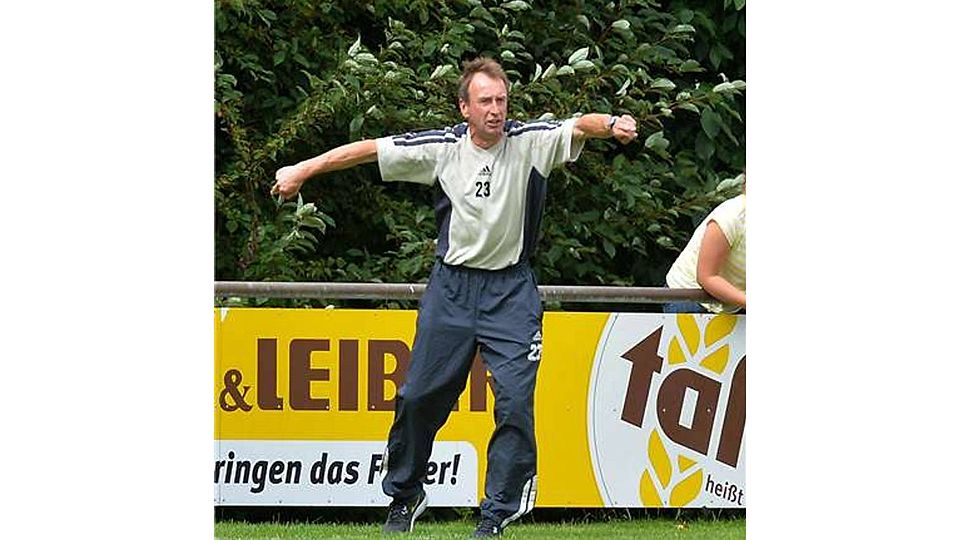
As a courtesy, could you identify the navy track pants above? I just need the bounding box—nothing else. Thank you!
[382,260,543,525]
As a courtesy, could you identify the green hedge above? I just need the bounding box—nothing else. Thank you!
[215,0,745,306]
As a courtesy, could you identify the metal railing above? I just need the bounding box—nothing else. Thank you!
[214,281,712,304]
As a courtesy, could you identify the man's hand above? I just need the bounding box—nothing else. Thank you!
[271,165,306,201]
[611,114,638,145]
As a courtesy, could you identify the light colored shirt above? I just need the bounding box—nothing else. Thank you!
[376,118,584,270]
[666,194,746,313]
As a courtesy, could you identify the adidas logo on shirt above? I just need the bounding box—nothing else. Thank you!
[479,165,493,177]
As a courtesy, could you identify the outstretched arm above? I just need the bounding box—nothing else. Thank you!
[696,221,747,309]
[572,113,638,145]
[271,139,378,200]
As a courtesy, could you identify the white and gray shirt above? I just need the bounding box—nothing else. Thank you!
[376,118,584,270]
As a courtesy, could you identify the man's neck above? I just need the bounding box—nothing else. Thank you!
[470,130,502,150]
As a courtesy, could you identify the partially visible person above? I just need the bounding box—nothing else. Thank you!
[664,178,745,314]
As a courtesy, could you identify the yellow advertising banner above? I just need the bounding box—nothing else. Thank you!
[214,308,745,508]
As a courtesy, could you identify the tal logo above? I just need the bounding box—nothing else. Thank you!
[620,314,745,506]
[587,313,745,508]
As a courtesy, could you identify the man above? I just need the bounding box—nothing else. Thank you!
[272,58,637,537]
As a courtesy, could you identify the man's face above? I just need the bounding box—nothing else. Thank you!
[459,72,507,146]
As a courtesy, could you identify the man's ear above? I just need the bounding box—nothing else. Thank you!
[458,98,469,118]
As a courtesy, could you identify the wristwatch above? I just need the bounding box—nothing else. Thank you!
[607,115,619,131]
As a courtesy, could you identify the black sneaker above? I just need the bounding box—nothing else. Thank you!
[472,516,502,538]
[382,491,428,533]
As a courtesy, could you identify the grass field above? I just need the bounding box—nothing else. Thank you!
[215,516,746,539]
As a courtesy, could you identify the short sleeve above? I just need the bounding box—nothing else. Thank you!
[511,118,585,175]
[376,129,455,185]
[708,196,745,247]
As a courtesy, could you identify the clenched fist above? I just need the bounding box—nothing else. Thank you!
[271,164,306,201]
[612,114,638,145]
